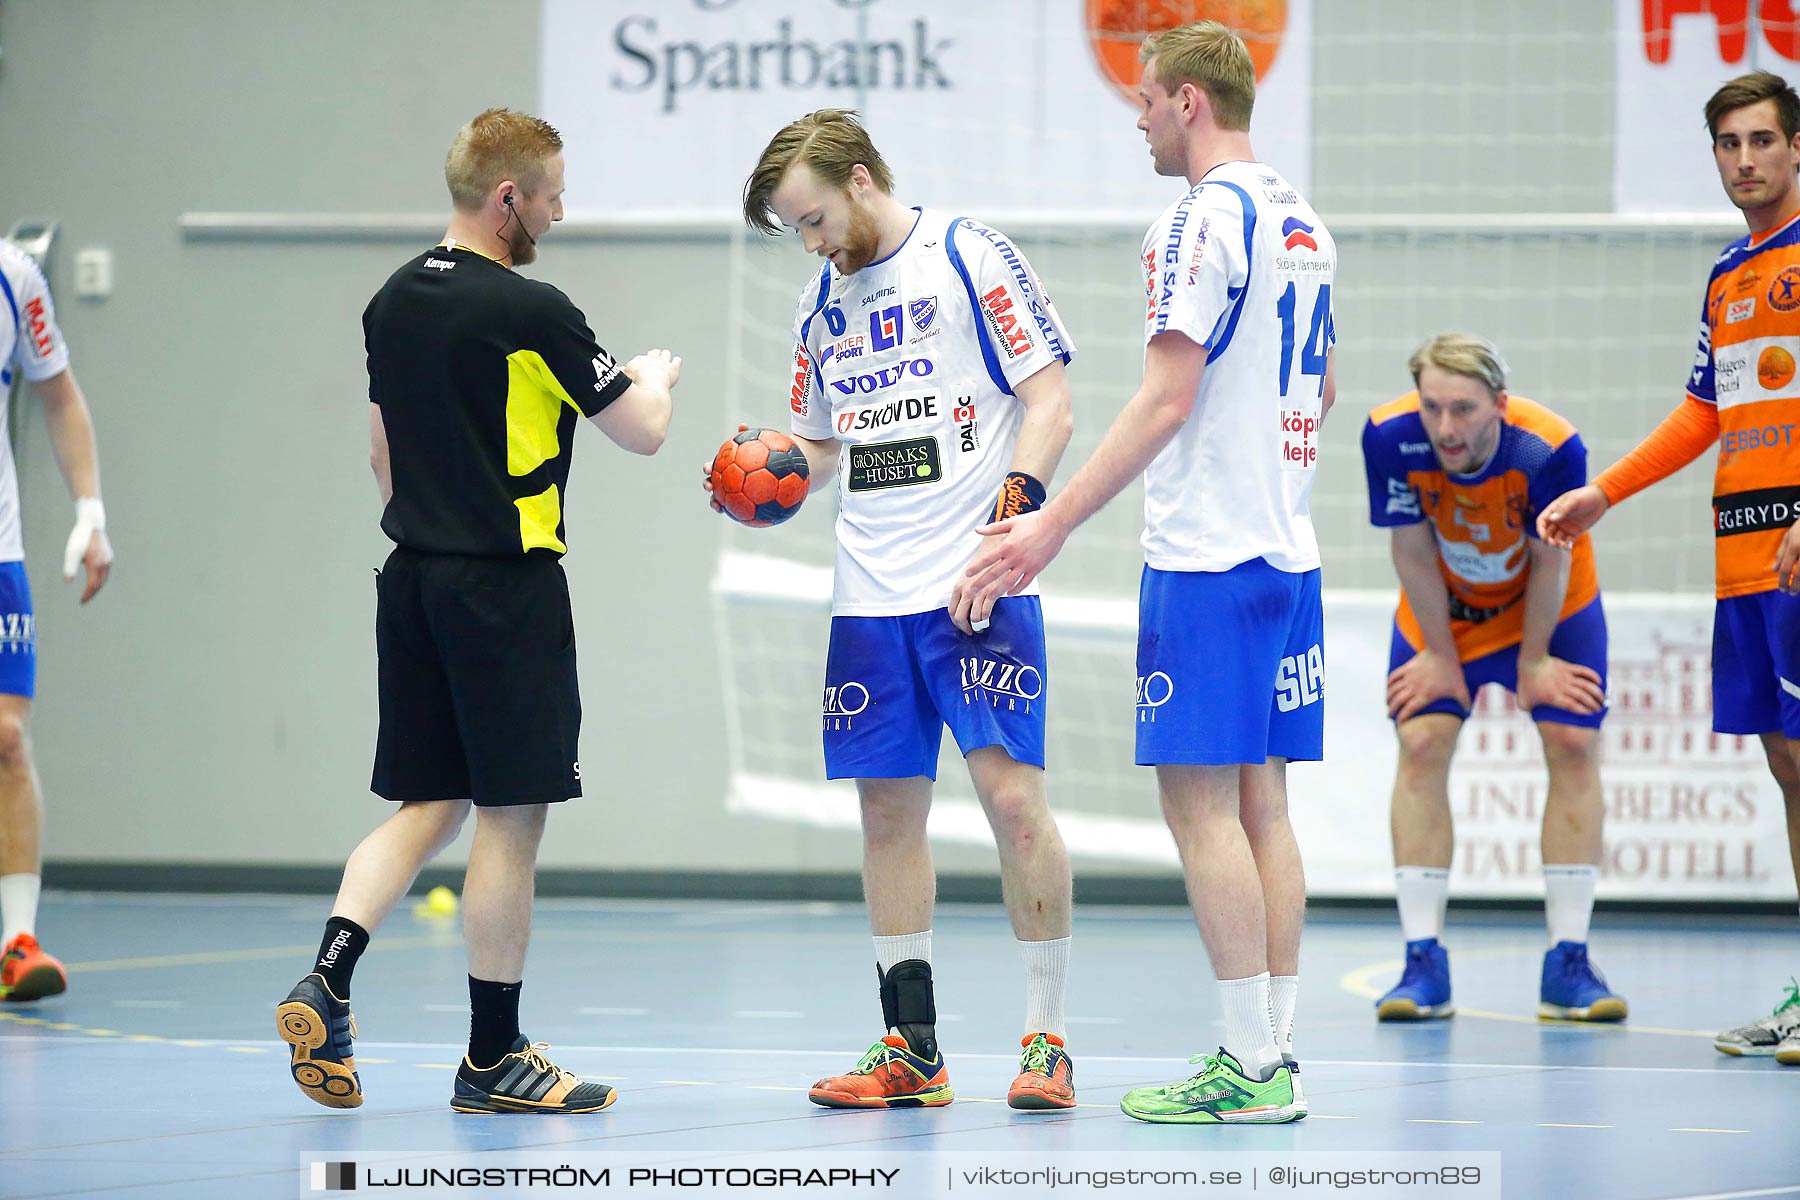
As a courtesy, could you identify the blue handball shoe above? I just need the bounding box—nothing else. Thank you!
[1537,941,1627,1021]
[1376,938,1454,1021]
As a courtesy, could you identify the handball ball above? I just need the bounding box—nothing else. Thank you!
[711,427,809,527]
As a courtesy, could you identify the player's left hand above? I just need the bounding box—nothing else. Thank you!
[68,527,112,605]
[1774,518,1800,594]
[63,499,111,604]
[1515,654,1606,715]
[951,511,1068,636]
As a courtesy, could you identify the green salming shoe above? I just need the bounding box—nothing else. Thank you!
[1121,1048,1302,1124]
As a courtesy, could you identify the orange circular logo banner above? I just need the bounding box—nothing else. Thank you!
[1086,1,1288,105]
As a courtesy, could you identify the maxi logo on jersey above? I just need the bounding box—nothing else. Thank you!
[23,296,53,359]
[959,656,1041,712]
[979,286,1032,359]
[790,346,812,416]
[836,394,939,435]
[964,222,1066,359]
[829,357,935,395]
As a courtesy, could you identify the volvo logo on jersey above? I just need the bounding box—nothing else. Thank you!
[829,357,935,395]
[836,395,939,435]
[960,657,1041,712]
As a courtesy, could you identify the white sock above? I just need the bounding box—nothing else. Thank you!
[873,930,932,976]
[1217,972,1282,1079]
[1270,974,1299,1061]
[1019,936,1070,1039]
[0,873,41,945]
[1395,866,1450,943]
[1543,864,1599,946]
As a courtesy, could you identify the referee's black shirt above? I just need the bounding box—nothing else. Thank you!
[364,244,632,557]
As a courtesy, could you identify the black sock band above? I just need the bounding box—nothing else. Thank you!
[468,976,523,1069]
[313,916,370,999]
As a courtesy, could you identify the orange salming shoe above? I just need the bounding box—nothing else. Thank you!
[1007,1032,1075,1110]
[0,933,67,1002]
[808,1035,953,1109]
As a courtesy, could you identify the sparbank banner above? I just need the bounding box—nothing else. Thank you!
[542,0,1312,216]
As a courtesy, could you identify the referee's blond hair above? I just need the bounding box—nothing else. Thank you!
[1140,21,1256,132]
[1410,334,1510,397]
[445,108,564,212]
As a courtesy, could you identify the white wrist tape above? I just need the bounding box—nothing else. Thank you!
[64,497,105,578]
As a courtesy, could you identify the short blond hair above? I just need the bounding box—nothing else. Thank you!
[743,109,895,236]
[1141,20,1256,132]
[1410,333,1510,396]
[444,108,563,212]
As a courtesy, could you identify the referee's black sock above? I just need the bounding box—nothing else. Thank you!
[468,976,523,1068]
[312,916,370,999]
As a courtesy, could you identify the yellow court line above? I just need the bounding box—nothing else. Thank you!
[1339,950,1719,1039]
[66,932,463,975]
[1539,1122,1612,1128]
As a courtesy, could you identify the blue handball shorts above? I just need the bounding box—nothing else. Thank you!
[1135,559,1324,766]
[1386,595,1610,729]
[822,596,1047,780]
[0,561,36,699]
[1712,589,1800,738]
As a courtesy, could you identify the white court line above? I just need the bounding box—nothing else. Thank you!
[734,1011,805,1019]
[579,1007,650,1016]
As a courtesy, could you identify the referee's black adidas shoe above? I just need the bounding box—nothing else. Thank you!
[451,1037,617,1114]
[276,973,363,1108]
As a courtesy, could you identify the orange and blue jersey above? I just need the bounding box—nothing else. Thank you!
[1682,209,1800,599]
[1362,393,1600,661]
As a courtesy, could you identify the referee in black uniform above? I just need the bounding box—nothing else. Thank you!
[276,108,680,1114]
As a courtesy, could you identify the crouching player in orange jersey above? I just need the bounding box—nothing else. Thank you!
[1542,72,1800,1064]
[1365,334,1627,1023]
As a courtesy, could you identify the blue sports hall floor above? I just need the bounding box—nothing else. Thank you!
[1,894,1796,1199]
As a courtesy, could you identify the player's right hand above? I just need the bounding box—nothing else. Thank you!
[700,423,751,515]
[1537,484,1608,549]
[1386,649,1471,722]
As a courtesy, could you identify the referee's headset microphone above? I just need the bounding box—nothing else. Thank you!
[502,191,537,248]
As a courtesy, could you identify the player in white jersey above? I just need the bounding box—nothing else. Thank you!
[959,22,1333,1124]
[0,238,115,1002]
[719,109,1078,1110]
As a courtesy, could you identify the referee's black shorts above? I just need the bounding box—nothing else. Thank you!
[371,546,581,807]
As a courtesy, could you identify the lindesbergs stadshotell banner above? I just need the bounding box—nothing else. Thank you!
[1617,0,1800,212]
[541,1,1312,216]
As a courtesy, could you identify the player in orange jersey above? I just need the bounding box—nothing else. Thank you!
[1364,334,1625,1024]
[1541,71,1800,1064]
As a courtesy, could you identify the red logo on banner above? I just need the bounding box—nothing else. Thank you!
[1086,1,1287,104]
[1641,1,1800,66]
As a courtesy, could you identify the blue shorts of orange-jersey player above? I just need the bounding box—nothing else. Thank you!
[1386,595,1610,729]
[1713,590,1800,740]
